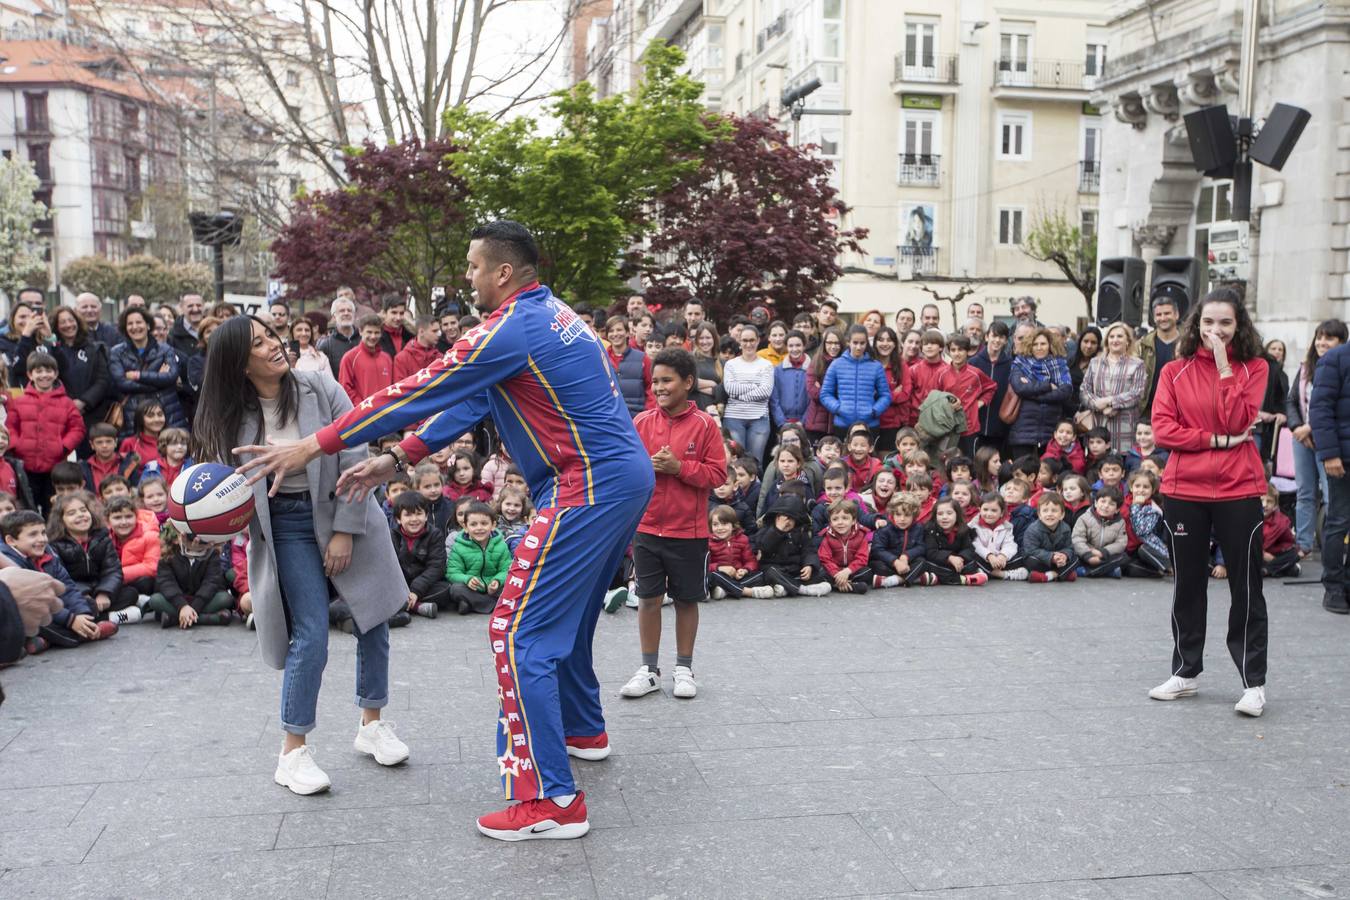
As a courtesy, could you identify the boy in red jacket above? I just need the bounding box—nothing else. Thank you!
[337,315,394,405]
[817,499,874,593]
[1260,484,1301,577]
[621,348,726,702]
[392,314,444,382]
[843,425,882,492]
[1041,420,1087,475]
[8,352,85,513]
[706,505,773,598]
[908,329,951,412]
[945,335,996,455]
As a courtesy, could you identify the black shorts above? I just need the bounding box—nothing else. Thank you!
[633,533,709,603]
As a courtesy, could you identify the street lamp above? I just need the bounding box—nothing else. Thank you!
[189,210,243,302]
[779,77,851,146]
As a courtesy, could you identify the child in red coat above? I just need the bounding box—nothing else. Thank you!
[843,426,882,492]
[442,450,493,503]
[707,505,773,598]
[1041,420,1087,475]
[8,352,85,512]
[817,499,874,593]
[1260,484,1300,577]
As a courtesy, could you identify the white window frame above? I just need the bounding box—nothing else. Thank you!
[903,16,939,77]
[997,110,1032,161]
[899,109,939,159]
[998,26,1033,85]
[1080,207,1098,240]
[1080,117,1101,164]
[1085,42,1107,78]
[997,206,1026,245]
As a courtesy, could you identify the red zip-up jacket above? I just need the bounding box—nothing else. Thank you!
[947,363,996,436]
[1153,349,1268,501]
[635,401,726,538]
[708,532,757,572]
[844,453,882,493]
[817,522,871,575]
[909,357,952,414]
[337,342,394,406]
[392,339,442,383]
[1262,509,1296,555]
[7,383,85,473]
[1042,438,1087,474]
[878,362,912,429]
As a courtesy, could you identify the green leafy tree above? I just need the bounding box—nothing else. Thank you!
[61,256,121,301]
[446,42,714,306]
[0,156,50,298]
[1022,206,1097,319]
[62,254,212,306]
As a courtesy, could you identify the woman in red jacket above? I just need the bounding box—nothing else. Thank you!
[1148,287,1270,717]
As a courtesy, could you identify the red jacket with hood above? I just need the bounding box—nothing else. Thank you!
[7,383,85,473]
[708,532,757,572]
[634,401,726,539]
[817,522,872,575]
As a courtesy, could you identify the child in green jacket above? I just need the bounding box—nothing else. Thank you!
[446,501,512,614]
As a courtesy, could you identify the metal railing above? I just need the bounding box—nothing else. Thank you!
[898,245,939,276]
[1079,159,1100,193]
[892,52,959,85]
[16,115,51,135]
[755,11,786,54]
[897,153,940,186]
[994,57,1087,90]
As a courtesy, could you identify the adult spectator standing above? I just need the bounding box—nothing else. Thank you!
[871,326,911,451]
[1080,322,1146,453]
[815,298,839,335]
[288,318,330,375]
[820,324,891,440]
[721,325,775,462]
[1011,296,1043,328]
[1255,339,1289,463]
[1137,295,1181,416]
[1287,320,1347,556]
[804,327,844,442]
[0,299,48,387]
[51,306,113,439]
[689,322,723,415]
[124,294,147,309]
[625,293,647,319]
[971,321,1013,451]
[318,296,360,378]
[108,307,188,438]
[966,301,985,326]
[1066,327,1101,416]
[1311,339,1350,614]
[860,310,885,341]
[268,301,292,342]
[1007,327,1072,458]
[896,308,916,335]
[392,315,443,383]
[75,293,119,348]
[376,294,414,359]
[168,293,206,359]
[770,329,811,430]
[920,304,941,331]
[683,298,706,337]
[604,316,654,418]
[1149,287,1270,717]
[963,318,985,352]
[337,315,395,406]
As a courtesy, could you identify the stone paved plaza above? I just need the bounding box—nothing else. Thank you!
[2,572,1349,899]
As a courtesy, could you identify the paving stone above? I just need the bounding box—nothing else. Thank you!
[1196,863,1350,898]
[619,776,952,826]
[0,784,95,831]
[84,813,283,861]
[1153,789,1350,867]
[1095,873,1228,898]
[0,824,104,869]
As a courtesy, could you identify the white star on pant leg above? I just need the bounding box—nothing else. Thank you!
[499,716,510,737]
[498,751,520,777]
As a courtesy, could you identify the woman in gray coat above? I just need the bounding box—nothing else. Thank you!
[194,316,412,796]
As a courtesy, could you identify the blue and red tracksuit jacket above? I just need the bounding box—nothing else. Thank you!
[316,283,654,511]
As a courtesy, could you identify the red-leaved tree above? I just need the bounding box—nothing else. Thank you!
[270,138,471,309]
[644,114,866,325]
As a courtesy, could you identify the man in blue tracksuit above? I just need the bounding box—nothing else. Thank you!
[239,221,654,841]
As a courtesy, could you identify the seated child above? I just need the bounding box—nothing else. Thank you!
[1093,454,1128,497]
[761,447,812,519]
[972,492,1026,580]
[104,495,159,609]
[943,455,975,491]
[1058,474,1092,526]
[138,427,192,490]
[0,423,33,508]
[229,531,254,628]
[869,494,925,586]
[902,449,944,494]
[1001,479,1036,547]
[145,525,233,628]
[412,462,453,533]
[1124,470,1170,578]
[816,499,875,593]
[120,400,166,467]
[1071,485,1128,578]
[0,492,16,517]
[1137,455,1166,479]
[1,509,113,650]
[443,496,475,549]
[843,425,882,493]
[882,428,919,472]
[811,465,877,532]
[814,433,844,474]
[908,471,937,522]
[712,467,755,536]
[1001,454,1039,500]
[443,450,492,503]
[707,505,773,599]
[1124,419,1169,472]
[973,445,1001,495]
[1042,419,1086,474]
[137,476,170,527]
[495,485,532,552]
[390,491,451,617]
[48,461,86,503]
[1261,483,1301,578]
[48,491,130,623]
[1083,427,1111,481]
[860,468,899,517]
[1035,457,1063,503]
[480,442,513,501]
[914,497,985,585]
[1021,492,1079,582]
[381,471,412,527]
[733,457,765,520]
[445,500,511,614]
[948,480,979,524]
[752,494,830,596]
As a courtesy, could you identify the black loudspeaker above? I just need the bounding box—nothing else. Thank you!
[1149,256,1204,323]
[1097,257,1146,328]
[1251,103,1311,171]
[1183,105,1237,175]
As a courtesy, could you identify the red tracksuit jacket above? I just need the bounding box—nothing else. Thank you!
[338,343,394,406]
[817,522,871,575]
[844,454,882,493]
[908,358,952,413]
[708,532,758,572]
[392,340,442,383]
[1152,349,1268,501]
[946,363,996,436]
[634,401,726,539]
[1042,439,1087,475]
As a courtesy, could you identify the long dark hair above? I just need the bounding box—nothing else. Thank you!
[52,306,88,347]
[812,327,844,379]
[872,326,906,385]
[1303,319,1349,377]
[1176,286,1263,361]
[193,315,298,465]
[1070,326,1101,369]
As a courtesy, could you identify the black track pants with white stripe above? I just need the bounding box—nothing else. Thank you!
[1162,495,1267,688]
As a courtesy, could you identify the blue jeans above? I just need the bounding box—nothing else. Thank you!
[1292,438,1329,551]
[1323,472,1350,591]
[724,415,770,465]
[270,496,390,735]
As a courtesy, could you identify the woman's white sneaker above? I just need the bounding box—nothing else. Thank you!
[619,665,661,698]
[1148,675,1198,701]
[354,719,410,766]
[672,665,697,699]
[1235,686,1266,717]
[275,745,331,795]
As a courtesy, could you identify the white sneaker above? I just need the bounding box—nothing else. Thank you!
[1148,675,1199,701]
[772,585,788,597]
[1235,685,1266,717]
[274,745,331,795]
[1002,568,1029,581]
[873,574,902,588]
[623,592,640,609]
[245,613,255,630]
[136,593,152,610]
[710,586,727,600]
[354,719,410,766]
[672,665,697,699]
[746,586,775,599]
[619,665,661,698]
[109,607,142,625]
[799,582,831,596]
[603,587,629,614]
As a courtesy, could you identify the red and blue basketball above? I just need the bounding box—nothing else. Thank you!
[167,463,256,543]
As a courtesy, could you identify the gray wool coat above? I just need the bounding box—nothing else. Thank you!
[240,369,408,670]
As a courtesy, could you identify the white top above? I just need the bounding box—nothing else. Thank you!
[259,393,310,493]
[721,355,775,421]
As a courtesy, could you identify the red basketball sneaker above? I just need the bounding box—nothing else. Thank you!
[565,732,611,761]
[476,793,589,841]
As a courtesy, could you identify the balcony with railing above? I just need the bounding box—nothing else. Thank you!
[1079,159,1100,193]
[898,245,940,277]
[16,115,51,135]
[755,11,786,55]
[992,57,1090,100]
[897,153,940,187]
[891,52,959,94]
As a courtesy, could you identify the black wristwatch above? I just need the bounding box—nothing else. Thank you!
[380,448,407,472]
